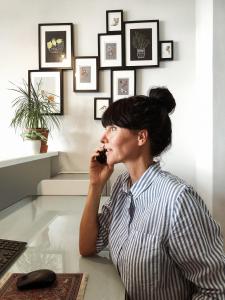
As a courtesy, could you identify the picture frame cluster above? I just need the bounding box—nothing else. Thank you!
[29,10,174,119]
[29,23,74,115]
[94,10,174,119]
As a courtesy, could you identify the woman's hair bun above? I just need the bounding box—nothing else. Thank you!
[149,87,176,114]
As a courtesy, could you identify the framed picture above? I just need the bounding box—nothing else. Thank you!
[98,33,123,69]
[111,69,136,101]
[38,23,74,70]
[73,56,99,92]
[28,69,63,115]
[106,10,123,33]
[160,40,173,60]
[124,20,159,68]
[94,98,111,120]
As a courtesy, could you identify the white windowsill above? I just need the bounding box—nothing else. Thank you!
[0,152,58,169]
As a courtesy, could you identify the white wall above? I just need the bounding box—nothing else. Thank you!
[0,0,196,186]
[195,0,213,211]
[213,0,225,236]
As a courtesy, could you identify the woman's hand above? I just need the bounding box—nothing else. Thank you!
[89,147,114,188]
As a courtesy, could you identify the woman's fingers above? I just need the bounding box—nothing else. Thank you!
[91,146,106,162]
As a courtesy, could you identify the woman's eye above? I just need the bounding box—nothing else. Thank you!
[111,126,117,131]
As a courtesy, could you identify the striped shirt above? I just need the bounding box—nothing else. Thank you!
[96,163,225,299]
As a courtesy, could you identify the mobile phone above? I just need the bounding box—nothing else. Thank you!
[96,148,107,164]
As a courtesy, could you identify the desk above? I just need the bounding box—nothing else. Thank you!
[0,195,125,299]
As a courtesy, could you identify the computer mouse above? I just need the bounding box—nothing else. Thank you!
[16,269,56,290]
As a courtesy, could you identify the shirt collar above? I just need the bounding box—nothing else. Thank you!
[121,162,161,199]
[121,172,132,194]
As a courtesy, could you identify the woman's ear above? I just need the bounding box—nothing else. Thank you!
[137,129,149,146]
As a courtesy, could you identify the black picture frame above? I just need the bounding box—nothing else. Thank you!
[28,69,63,115]
[111,68,136,101]
[160,40,174,61]
[73,56,99,92]
[94,97,112,120]
[38,23,74,70]
[124,20,159,68]
[98,33,123,69]
[106,10,123,33]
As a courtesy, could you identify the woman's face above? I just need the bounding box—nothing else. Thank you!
[100,125,141,165]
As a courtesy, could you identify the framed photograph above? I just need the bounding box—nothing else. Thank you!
[38,23,74,70]
[94,98,111,120]
[106,10,123,33]
[28,69,63,115]
[160,40,173,60]
[73,56,99,92]
[98,33,123,69]
[111,69,136,101]
[124,20,159,68]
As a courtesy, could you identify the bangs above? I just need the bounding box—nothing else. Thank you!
[101,97,132,128]
[101,95,148,129]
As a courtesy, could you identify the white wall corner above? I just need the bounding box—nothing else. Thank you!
[195,0,213,212]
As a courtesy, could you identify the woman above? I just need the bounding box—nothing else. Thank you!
[79,87,225,299]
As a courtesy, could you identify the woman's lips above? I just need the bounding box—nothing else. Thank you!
[106,148,111,154]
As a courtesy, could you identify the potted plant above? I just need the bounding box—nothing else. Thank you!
[9,79,60,153]
[21,129,48,154]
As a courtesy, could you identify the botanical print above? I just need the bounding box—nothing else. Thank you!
[74,57,98,91]
[112,69,135,101]
[105,43,117,60]
[45,31,66,63]
[32,76,60,113]
[130,29,152,60]
[80,66,91,83]
[96,99,109,119]
[111,17,119,27]
[107,11,122,32]
[118,78,129,95]
[162,43,172,58]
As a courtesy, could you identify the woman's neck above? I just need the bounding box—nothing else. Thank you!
[125,157,154,184]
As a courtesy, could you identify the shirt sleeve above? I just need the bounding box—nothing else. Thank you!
[96,175,122,253]
[169,186,225,299]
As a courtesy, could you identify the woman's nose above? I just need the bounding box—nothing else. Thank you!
[100,130,108,144]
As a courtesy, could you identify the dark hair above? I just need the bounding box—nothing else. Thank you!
[102,87,176,157]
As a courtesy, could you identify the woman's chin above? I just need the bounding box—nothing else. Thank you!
[107,158,120,165]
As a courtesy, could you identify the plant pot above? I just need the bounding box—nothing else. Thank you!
[137,48,145,59]
[40,143,48,153]
[24,140,41,154]
[35,129,49,153]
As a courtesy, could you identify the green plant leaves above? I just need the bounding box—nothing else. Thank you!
[9,79,60,133]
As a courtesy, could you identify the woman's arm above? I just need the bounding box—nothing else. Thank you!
[79,149,113,256]
[169,187,225,299]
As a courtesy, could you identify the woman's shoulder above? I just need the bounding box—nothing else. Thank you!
[157,169,207,210]
[157,168,193,194]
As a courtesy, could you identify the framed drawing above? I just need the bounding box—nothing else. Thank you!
[106,10,123,33]
[38,23,74,70]
[28,69,63,115]
[94,98,111,120]
[124,20,159,68]
[73,56,99,92]
[160,40,173,60]
[98,33,123,69]
[111,69,136,101]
